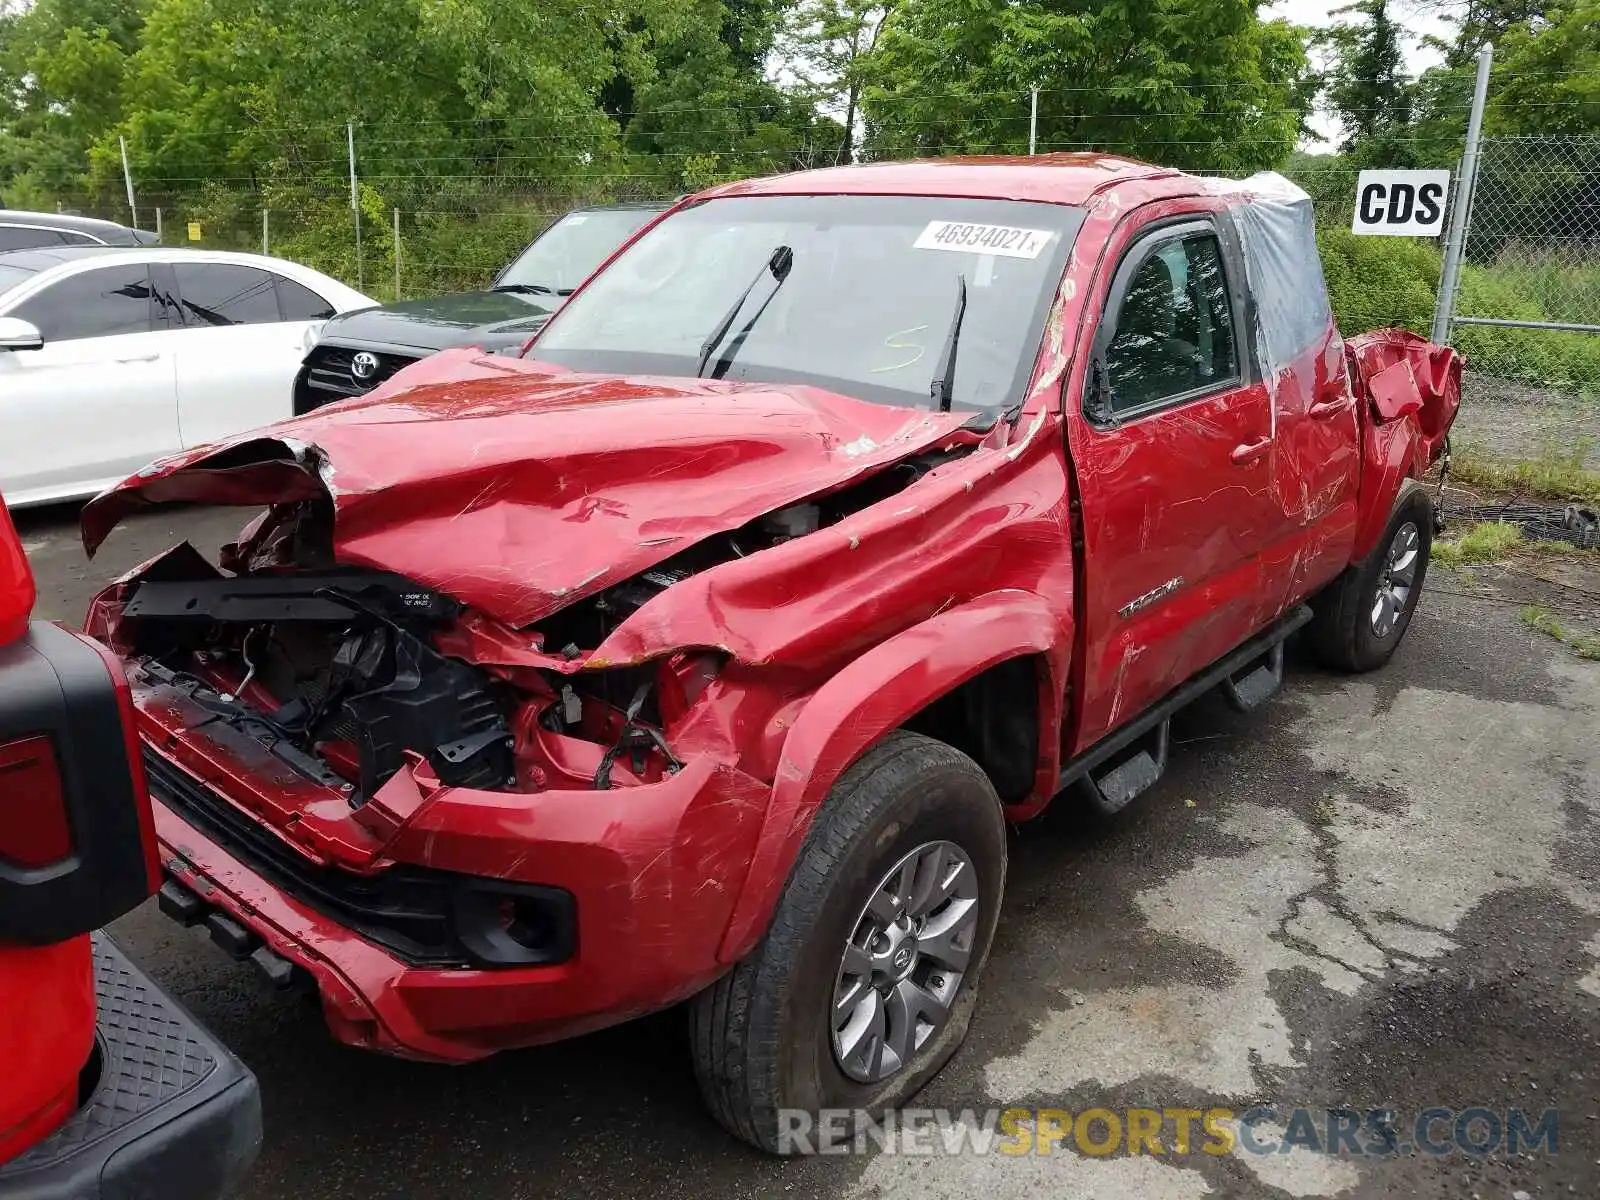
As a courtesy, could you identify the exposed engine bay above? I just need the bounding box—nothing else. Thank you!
[109,447,964,804]
[122,560,518,799]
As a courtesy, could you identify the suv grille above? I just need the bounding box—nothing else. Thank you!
[300,345,421,406]
[144,749,464,965]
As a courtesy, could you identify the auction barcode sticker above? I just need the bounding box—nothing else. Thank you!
[914,221,1054,259]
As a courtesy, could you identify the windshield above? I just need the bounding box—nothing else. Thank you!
[0,262,37,298]
[497,208,661,293]
[531,194,1085,413]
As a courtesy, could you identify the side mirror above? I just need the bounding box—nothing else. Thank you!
[1086,356,1117,423]
[0,317,43,352]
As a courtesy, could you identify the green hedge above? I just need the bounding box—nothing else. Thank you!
[1314,225,1442,337]
[1312,226,1600,395]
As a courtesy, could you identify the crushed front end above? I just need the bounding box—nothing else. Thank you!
[78,363,987,1060]
[87,530,792,1060]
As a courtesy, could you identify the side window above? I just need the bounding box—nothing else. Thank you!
[274,275,336,321]
[150,266,184,331]
[0,225,61,251]
[173,263,281,326]
[56,231,100,246]
[12,265,154,341]
[1103,230,1239,414]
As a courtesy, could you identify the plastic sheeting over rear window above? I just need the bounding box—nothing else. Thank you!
[1208,172,1335,384]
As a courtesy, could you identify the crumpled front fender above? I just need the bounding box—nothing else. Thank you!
[1347,329,1463,561]
[716,590,1071,963]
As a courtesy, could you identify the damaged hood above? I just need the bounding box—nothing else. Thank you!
[83,349,973,629]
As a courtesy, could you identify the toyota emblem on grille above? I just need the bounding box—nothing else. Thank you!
[350,351,380,383]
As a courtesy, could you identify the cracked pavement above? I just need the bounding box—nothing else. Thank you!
[16,501,1600,1200]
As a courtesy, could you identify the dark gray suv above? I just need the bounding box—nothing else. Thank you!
[0,210,158,252]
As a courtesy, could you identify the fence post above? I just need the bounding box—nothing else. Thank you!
[1029,87,1039,156]
[119,136,139,231]
[393,207,401,300]
[1431,42,1493,347]
[262,208,269,256]
[154,207,162,244]
[348,120,364,293]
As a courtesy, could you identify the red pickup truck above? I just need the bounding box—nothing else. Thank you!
[75,155,1459,1152]
[0,500,260,1196]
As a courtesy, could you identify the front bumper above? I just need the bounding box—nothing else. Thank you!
[145,753,770,1063]
[0,935,261,1200]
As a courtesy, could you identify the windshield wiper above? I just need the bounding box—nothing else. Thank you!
[929,274,968,413]
[696,245,794,379]
[493,282,556,296]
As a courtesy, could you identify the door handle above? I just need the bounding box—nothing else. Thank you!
[115,353,160,364]
[1309,398,1350,419]
[1230,436,1271,466]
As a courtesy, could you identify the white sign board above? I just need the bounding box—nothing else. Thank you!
[1352,169,1451,237]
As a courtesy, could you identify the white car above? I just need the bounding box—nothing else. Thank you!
[0,246,373,508]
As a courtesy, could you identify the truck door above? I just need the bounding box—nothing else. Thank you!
[1066,213,1289,752]
[1267,342,1361,614]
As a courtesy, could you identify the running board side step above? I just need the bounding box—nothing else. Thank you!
[1221,641,1286,713]
[1058,605,1312,816]
[1075,720,1170,816]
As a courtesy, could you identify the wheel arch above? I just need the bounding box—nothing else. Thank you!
[716,590,1070,964]
[1353,400,1431,563]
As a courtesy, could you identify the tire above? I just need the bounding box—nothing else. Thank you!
[690,730,1007,1154]
[1308,483,1434,673]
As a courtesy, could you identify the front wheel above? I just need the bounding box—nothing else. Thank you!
[690,731,1006,1153]
[1308,484,1434,672]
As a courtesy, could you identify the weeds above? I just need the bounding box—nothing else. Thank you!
[1450,439,1600,504]
[1520,604,1600,660]
[1521,604,1566,640]
[1433,521,1524,566]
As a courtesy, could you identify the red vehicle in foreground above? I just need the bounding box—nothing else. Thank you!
[76,155,1460,1152]
[0,501,260,1197]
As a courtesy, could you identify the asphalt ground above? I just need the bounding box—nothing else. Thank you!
[16,499,1600,1200]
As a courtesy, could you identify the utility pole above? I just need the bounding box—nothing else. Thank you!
[119,137,139,230]
[348,121,364,292]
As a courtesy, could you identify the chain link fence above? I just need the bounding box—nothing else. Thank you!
[36,117,1600,479]
[1447,135,1600,469]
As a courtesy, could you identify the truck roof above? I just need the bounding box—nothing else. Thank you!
[700,153,1191,207]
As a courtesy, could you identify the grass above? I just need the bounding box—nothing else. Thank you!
[1450,440,1600,505]
[1520,604,1600,661]
[1433,520,1524,566]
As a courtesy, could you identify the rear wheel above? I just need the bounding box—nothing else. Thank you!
[1309,485,1434,672]
[690,731,1006,1153]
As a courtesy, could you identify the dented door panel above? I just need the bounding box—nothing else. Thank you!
[1063,197,1288,753]
[1268,330,1362,606]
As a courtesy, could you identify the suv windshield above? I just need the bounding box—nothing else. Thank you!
[0,262,38,297]
[497,207,661,294]
[531,194,1086,413]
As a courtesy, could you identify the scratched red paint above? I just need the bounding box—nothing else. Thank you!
[79,155,1461,1063]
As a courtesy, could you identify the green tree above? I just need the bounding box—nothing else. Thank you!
[784,2,900,164]
[1406,0,1599,164]
[1317,0,1415,164]
[854,0,1310,175]
[0,0,146,207]
[1441,0,1547,67]
[623,0,842,188]
[1487,0,1600,136]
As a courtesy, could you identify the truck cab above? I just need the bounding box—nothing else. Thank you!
[73,155,1459,1154]
[0,499,261,1198]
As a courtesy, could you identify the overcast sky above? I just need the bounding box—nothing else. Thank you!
[1267,0,1458,148]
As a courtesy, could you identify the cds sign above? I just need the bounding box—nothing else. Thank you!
[1352,170,1451,237]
